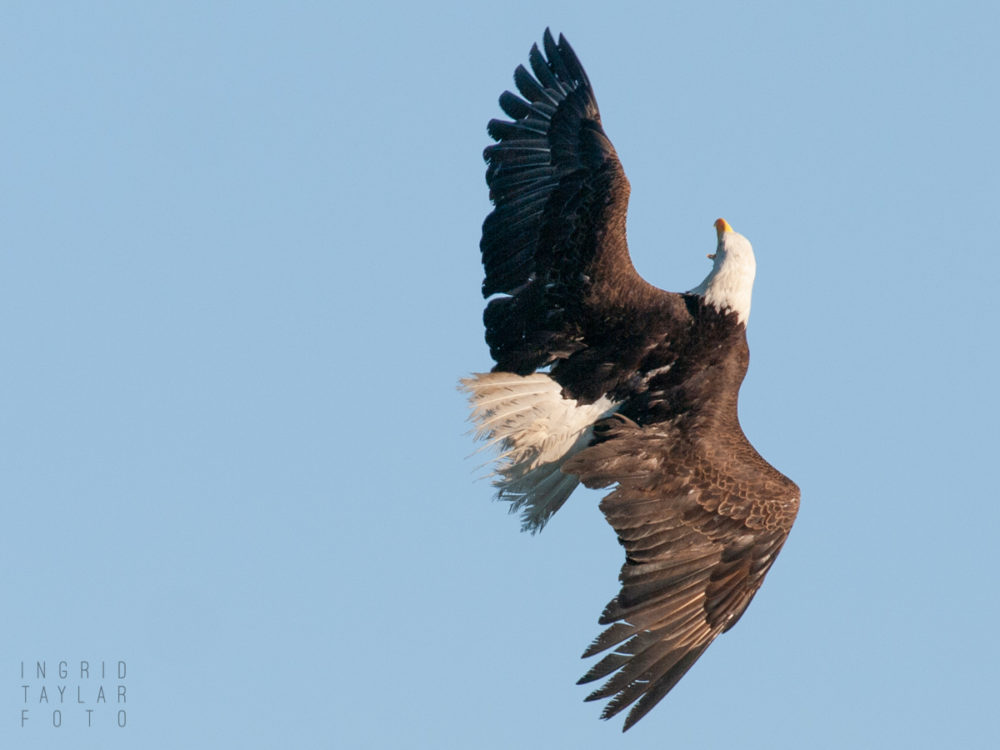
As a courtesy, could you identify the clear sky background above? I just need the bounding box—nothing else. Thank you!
[2,2,998,748]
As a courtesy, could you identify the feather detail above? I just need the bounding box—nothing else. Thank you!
[460,372,617,532]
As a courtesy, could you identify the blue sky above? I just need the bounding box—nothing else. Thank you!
[2,2,998,748]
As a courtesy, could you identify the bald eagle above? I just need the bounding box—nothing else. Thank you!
[461,30,799,731]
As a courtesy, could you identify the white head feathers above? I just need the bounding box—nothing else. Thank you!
[688,218,756,325]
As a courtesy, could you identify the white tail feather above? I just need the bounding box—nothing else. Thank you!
[460,372,618,532]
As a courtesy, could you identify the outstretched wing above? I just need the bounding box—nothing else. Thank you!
[565,414,800,731]
[480,29,646,375]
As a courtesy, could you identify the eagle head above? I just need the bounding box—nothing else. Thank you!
[689,218,757,324]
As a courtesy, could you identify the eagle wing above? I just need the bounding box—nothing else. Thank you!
[565,414,800,730]
[480,29,656,375]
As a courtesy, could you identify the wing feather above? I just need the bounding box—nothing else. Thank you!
[564,417,799,730]
[479,29,644,372]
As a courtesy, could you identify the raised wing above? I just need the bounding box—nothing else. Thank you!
[565,414,800,730]
[480,29,644,375]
